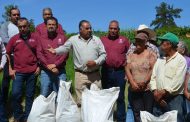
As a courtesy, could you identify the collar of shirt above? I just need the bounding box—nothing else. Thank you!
[78,34,93,43]
[163,52,178,63]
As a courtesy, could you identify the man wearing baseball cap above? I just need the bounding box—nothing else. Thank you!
[150,32,187,122]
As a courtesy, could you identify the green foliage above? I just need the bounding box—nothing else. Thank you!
[29,19,35,32]
[151,2,182,29]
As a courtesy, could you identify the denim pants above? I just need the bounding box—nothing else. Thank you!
[12,72,37,121]
[153,95,184,122]
[101,67,126,122]
[0,87,8,122]
[40,68,66,97]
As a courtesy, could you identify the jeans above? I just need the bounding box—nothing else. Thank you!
[153,95,184,122]
[0,87,8,122]
[12,72,37,121]
[101,67,126,121]
[130,90,154,122]
[40,68,66,97]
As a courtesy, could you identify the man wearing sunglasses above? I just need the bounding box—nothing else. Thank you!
[36,7,64,36]
[100,20,130,122]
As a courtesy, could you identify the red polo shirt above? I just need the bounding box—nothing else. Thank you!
[101,36,130,68]
[35,22,64,36]
[6,33,38,73]
[37,33,68,70]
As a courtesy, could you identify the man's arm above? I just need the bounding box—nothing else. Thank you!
[54,39,72,55]
[94,39,106,66]
[0,22,9,43]
[0,40,7,69]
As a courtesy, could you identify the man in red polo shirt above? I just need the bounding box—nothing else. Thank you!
[101,20,130,122]
[37,17,68,97]
[6,17,40,122]
[35,7,64,36]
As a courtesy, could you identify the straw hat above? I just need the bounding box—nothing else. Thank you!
[135,24,156,39]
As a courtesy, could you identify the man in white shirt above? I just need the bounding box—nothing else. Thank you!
[150,32,187,122]
[0,7,20,119]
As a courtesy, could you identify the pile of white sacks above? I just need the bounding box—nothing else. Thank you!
[27,80,120,122]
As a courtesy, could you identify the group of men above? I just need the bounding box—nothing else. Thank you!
[0,6,189,122]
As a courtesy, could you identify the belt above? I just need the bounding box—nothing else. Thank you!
[105,67,124,71]
[75,69,99,74]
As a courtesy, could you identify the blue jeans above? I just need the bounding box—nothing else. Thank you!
[12,72,37,121]
[40,68,66,97]
[101,67,126,121]
[0,87,8,122]
[153,95,184,122]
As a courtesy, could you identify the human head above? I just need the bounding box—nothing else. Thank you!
[177,41,188,56]
[108,20,120,39]
[134,33,148,53]
[79,20,92,40]
[46,17,58,34]
[158,32,179,54]
[17,17,30,35]
[43,8,53,22]
[9,7,20,25]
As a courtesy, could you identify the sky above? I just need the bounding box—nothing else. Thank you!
[0,0,189,33]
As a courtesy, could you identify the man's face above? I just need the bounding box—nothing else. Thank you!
[43,10,52,21]
[80,22,92,39]
[47,19,57,33]
[17,20,29,35]
[160,40,172,53]
[108,22,119,37]
[10,9,20,24]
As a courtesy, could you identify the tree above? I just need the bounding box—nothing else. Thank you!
[150,2,182,29]
[1,4,35,32]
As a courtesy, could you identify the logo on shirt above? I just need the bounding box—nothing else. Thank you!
[16,40,22,43]
[118,39,123,44]
[29,39,35,42]
[58,38,62,45]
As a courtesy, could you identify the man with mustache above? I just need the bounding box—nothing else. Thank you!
[47,20,106,106]
[37,17,68,97]
[6,17,40,122]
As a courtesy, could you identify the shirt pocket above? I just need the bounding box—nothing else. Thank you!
[164,66,176,79]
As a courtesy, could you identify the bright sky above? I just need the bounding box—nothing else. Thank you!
[0,0,189,33]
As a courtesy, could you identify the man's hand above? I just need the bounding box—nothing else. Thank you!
[86,60,96,68]
[34,67,40,76]
[47,45,56,54]
[154,90,167,102]
[51,67,59,74]
[131,82,140,92]
[9,69,16,80]
[137,82,147,91]
[47,64,56,71]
